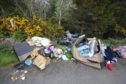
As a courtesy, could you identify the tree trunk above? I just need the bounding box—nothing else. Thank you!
[58,10,62,26]
[58,0,63,26]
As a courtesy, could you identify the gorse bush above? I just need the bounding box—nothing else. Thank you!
[0,16,64,40]
[114,24,126,35]
[24,16,46,37]
[0,16,44,37]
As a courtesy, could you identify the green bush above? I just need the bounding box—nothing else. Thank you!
[0,32,4,38]
[11,30,25,41]
[44,24,64,39]
[44,17,64,39]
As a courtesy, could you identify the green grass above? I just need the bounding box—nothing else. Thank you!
[103,38,126,47]
[65,51,73,59]
[0,44,18,67]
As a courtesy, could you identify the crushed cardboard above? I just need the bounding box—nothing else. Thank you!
[33,54,50,70]
[72,35,103,69]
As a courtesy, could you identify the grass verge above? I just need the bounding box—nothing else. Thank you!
[102,38,126,47]
[0,44,18,67]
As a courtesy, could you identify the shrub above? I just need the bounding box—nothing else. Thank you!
[44,17,64,39]
[0,16,64,40]
[11,30,25,41]
[44,24,64,38]
[24,16,46,37]
[114,24,126,36]
[0,31,5,38]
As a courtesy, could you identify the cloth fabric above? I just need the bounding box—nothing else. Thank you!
[104,46,116,61]
[58,54,68,60]
[58,37,70,45]
[48,45,55,52]
[114,46,126,58]
[31,36,51,47]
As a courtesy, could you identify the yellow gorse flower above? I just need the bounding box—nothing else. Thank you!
[0,16,47,37]
[0,15,64,38]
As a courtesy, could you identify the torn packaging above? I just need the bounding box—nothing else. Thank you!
[30,48,40,59]
[72,35,104,69]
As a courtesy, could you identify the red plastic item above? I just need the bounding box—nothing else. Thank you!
[104,63,113,71]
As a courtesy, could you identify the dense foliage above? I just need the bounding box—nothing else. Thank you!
[65,0,126,38]
[0,16,64,41]
[0,0,126,39]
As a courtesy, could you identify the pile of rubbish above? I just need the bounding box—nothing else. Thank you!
[11,31,75,81]
[14,36,72,71]
[11,31,126,81]
[72,35,126,70]
[11,70,28,81]
[72,35,103,69]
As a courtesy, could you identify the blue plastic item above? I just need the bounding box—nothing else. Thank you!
[24,59,33,66]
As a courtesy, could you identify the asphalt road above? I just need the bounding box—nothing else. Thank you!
[0,59,126,84]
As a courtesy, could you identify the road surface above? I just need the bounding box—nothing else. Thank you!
[0,59,126,84]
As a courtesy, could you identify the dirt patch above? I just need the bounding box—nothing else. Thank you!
[0,38,17,46]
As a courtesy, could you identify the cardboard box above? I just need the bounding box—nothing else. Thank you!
[71,35,103,69]
[33,54,50,70]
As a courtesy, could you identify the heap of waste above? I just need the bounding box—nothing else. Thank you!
[72,34,126,70]
[13,36,71,71]
[12,31,126,81]
[72,35,103,69]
